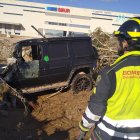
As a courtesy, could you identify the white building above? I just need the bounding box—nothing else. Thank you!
[0,0,139,37]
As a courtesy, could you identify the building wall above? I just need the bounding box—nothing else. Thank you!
[0,0,139,37]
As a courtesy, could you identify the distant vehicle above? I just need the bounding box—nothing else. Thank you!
[0,36,98,94]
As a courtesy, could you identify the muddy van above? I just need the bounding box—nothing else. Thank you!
[1,36,98,94]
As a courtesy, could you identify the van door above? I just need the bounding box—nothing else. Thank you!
[40,41,71,84]
[16,42,42,88]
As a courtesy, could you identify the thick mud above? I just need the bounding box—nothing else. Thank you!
[0,90,92,140]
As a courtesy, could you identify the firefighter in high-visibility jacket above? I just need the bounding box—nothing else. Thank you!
[77,17,140,140]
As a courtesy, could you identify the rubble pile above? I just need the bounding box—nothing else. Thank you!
[0,38,14,62]
[90,27,119,72]
[0,36,29,63]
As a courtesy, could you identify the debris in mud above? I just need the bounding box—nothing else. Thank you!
[90,27,119,72]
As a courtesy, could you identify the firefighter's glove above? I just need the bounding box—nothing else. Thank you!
[77,130,86,140]
[77,121,89,140]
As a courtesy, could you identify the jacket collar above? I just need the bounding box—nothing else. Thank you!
[111,51,140,66]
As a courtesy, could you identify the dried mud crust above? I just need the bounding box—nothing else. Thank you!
[0,91,92,140]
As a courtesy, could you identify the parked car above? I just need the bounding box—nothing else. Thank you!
[1,36,98,94]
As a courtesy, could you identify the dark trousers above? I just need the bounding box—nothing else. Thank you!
[90,127,128,140]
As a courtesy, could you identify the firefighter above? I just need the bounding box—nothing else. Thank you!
[77,17,140,140]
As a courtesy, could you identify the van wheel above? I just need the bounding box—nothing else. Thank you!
[71,73,93,94]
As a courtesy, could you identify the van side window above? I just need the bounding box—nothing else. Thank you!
[22,46,33,62]
[21,45,41,62]
[31,45,41,60]
[72,41,92,57]
[48,42,69,60]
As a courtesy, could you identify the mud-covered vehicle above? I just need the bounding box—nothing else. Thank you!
[0,36,98,94]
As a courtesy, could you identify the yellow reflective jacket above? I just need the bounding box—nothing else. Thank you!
[81,51,140,140]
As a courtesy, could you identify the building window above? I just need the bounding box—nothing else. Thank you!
[91,17,112,20]
[92,13,131,19]
[8,32,11,35]
[14,30,21,35]
[23,9,45,13]
[69,23,90,29]
[112,24,121,26]
[3,12,23,16]
[45,12,90,20]
[44,29,63,37]
[5,25,12,34]
[14,25,21,35]
[0,2,44,9]
[71,32,88,37]
[38,28,43,36]
[0,24,2,29]
[15,32,20,35]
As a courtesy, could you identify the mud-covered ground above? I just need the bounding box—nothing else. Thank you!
[0,36,94,140]
[0,90,92,140]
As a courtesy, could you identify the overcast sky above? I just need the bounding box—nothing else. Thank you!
[20,0,140,14]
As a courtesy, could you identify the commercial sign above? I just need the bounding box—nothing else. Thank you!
[46,7,70,13]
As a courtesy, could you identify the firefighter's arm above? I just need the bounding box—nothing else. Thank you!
[78,66,115,138]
